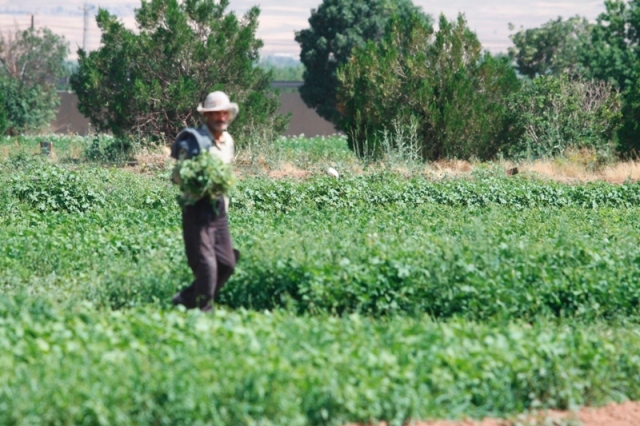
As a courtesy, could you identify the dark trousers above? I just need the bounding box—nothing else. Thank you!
[176,196,238,310]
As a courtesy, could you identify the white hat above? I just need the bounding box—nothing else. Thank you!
[197,91,239,121]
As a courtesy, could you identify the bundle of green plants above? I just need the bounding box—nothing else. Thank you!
[174,153,235,207]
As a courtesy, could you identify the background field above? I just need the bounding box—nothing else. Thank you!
[1,135,640,425]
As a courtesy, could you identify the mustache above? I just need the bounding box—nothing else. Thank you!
[210,118,228,126]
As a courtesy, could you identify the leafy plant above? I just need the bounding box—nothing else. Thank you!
[175,152,235,206]
[9,163,106,213]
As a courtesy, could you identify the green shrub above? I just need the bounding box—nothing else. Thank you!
[70,0,288,143]
[9,163,106,213]
[0,27,69,135]
[507,75,622,160]
[82,134,137,164]
[337,14,521,161]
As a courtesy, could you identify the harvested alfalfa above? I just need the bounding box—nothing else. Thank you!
[174,152,235,207]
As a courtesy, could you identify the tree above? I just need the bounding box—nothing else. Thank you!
[337,14,520,161]
[0,27,69,134]
[506,76,621,159]
[581,0,640,154]
[508,16,592,78]
[70,0,288,144]
[295,0,430,126]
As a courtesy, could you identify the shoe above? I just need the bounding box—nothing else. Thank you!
[172,290,197,309]
[172,291,187,306]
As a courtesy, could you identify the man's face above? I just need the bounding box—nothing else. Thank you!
[204,110,230,132]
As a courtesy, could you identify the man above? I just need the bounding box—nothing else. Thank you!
[171,91,240,312]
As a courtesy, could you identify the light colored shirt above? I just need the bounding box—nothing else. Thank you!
[208,130,234,166]
[202,126,234,211]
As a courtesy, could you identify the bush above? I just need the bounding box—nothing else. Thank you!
[0,27,69,134]
[82,134,137,164]
[337,14,521,161]
[9,162,106,213]
[70,0,288,143]
[507,75,622,160]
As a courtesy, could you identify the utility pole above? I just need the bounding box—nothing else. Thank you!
[83,3,89,51]
[30,15,34,30]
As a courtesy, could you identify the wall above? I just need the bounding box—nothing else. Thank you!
[52,85,337,137]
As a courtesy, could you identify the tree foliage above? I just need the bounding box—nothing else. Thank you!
[337,14,520,161]
[506,76,622,159]
[0,27,69,135]
[581,0,640,155]
[508,16,592,78]
[295,0,430,126]
[70,0,288,143]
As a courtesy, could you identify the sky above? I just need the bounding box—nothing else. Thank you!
[0,0,606,60]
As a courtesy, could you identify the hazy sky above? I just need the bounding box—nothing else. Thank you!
[0,0,606,59]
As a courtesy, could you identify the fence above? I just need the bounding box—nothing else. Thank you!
[52,82,337,137]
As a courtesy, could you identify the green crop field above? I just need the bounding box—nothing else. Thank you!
[1,135,639,425]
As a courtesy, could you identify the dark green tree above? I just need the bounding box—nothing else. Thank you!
[295,0,430,126]
[581,0,640,154]
[337,13,520,161]
[508,16,592,78]
[0,27,69,134]
[70,0,288,144]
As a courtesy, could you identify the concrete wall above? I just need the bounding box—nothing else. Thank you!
[52,87,337,137]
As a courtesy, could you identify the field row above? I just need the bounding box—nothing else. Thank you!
[0,300,638,425]
[3,189,640,320]
[4,159,640,216]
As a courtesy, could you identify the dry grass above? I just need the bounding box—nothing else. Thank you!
[424,159,475,179]
[267,162,311,179]
[30,139,640,185]
[516,159,640,184]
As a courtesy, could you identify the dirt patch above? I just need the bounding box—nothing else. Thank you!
[267,162,311,179]
[348,400,640,426]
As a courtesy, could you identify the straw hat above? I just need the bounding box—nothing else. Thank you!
[197,91,239,121]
